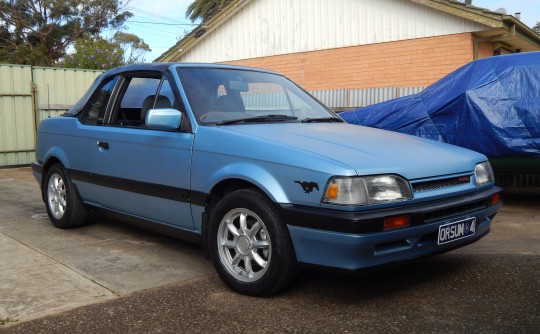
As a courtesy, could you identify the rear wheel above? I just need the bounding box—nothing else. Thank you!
[44,163,87,228]
[209,189,298,296]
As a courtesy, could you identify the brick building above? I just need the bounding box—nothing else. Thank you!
[157,0,540,104]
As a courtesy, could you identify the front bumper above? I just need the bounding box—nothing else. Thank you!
[282,186,502,271]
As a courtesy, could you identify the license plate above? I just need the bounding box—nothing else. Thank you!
[437,217,476,245]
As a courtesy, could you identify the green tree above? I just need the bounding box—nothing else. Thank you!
[0,0,132,66]
[58,33,151,70]
[185,0,232,22]
[57,35,123,70]
[113,32,151,64]
[534,22,540,34]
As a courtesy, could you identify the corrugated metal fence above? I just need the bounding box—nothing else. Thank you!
[311,87,425,110]
[0,63,424,167]
[0,65,35,166]
[0,65,102,166]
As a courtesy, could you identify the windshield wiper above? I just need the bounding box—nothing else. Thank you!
[217,114,298,125]
[301,117,343,123]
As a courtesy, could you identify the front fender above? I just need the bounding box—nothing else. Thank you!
[200,162,290,203]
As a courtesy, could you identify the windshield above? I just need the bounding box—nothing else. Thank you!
[177,67,339,124]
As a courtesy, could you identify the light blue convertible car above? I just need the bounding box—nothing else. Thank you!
[33,63,502,296]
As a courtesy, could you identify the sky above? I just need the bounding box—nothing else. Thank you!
[119,0,540,62]
[116,0,198,61]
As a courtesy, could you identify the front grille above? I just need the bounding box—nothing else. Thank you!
[412,176,470,192]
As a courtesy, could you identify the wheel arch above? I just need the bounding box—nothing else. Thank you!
[43,156,63,173]
[205,187,299,295]
[40,156,64,201]
[201,176,286,259]
[200,163,290,204]
[42,147,71,174]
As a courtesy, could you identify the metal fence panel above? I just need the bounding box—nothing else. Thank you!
[0,64,103,167]
[309,89,347,108]
[32,67,102,121]
[398,86,425,97]
[0,65,35,166]
[349,87,397,108]
[309,87,427,110]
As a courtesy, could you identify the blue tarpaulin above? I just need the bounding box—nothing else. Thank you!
[340,52,540,158]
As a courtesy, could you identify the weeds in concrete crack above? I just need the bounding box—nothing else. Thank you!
[0,316,19,325]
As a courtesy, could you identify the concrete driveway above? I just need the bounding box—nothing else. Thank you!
[0,167,214,322]
[0,167,539,333]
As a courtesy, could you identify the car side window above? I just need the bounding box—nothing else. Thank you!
[110,75,188,131]
[156,78,182,111]
[155,77,190,132]
[110,77,184,128]
[79,76,119,125]
[139,77,176,123]
[113,77,161,126]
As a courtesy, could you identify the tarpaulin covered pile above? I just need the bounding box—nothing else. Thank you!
[340,52,540,158]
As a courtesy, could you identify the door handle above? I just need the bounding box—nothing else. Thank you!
[97,141,110,149]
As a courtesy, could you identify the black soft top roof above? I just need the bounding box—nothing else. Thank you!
[64,63,174,116]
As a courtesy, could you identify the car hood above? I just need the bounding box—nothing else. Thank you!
[217,123,485,180]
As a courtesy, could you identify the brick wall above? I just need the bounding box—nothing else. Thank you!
[478,41,495,58]
[223,33,476,90]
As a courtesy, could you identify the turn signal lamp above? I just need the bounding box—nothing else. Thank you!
[325,183,339,199]
[383,215,410,230]
[490,193,501,206]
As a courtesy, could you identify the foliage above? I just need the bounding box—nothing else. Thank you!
[113,32,151,64]
[0,0,132,66]
[57,36,123,70]
[534,22,540,34]
[57,33,151,70]
[186,0,232,22]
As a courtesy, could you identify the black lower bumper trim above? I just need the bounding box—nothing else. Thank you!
[279,186,502,234]
[31,161,44,175]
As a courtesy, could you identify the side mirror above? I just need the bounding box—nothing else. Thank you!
[145,108,182,130]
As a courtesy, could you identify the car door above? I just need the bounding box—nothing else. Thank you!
[73,72,195,229]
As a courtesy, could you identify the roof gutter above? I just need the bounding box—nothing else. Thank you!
[409,0,504,28]
[473,15,540,57]
[501,15,540,50]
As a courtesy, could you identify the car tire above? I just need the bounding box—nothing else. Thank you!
[209,188,298,296]
[43,163,88,229]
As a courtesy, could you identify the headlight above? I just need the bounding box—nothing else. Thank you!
[474,161,495,187]
[323,175,412,206]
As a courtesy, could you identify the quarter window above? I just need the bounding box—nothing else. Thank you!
[79,76,119,125]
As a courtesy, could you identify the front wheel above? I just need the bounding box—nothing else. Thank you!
[43,163,87,229]
[209,189,298,296]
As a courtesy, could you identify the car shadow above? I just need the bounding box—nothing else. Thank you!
[285,254,475,303]
[82,211,479,303]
